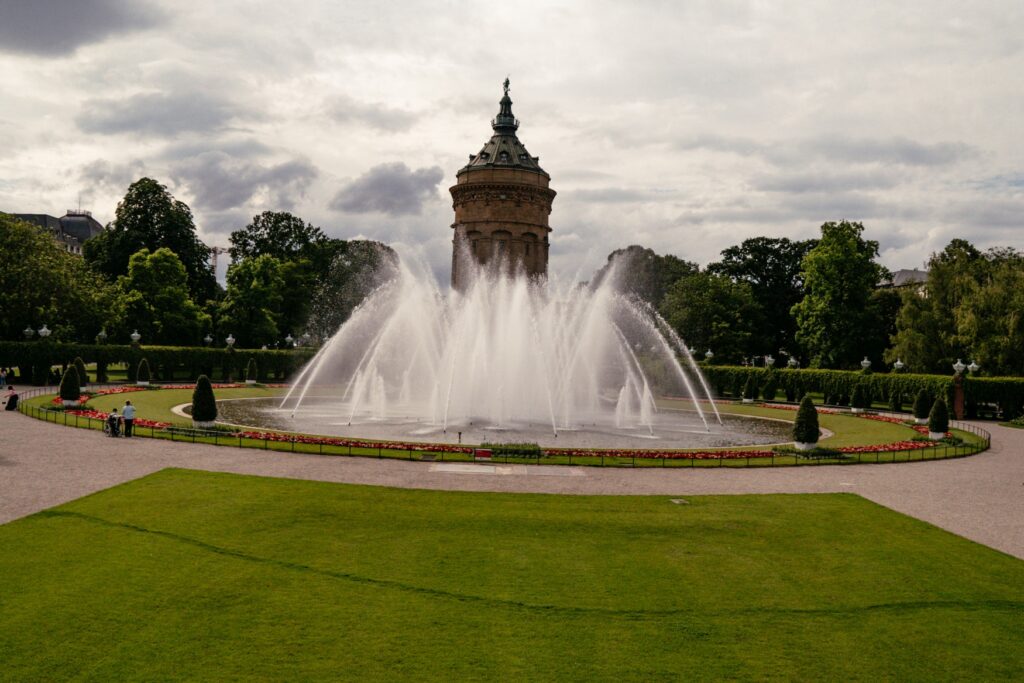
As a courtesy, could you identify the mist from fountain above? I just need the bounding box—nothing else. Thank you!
[280,250,720,442]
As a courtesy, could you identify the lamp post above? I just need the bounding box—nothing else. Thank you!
[968,360,980,374]
[96,328,108,344]
[893,359,904,372]
[860,356,872,371]
[765,354,775,368]
[285,334,294,347]
[204,333,213,346]
[38,325,51,339]
[704,349,714,363]
[953,358,966,375]
[226,334,236,349]
[23,325,35,339]
[130,329,141,344]
[787,357,799,369]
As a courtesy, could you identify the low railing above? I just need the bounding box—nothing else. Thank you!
[16,390,992,469]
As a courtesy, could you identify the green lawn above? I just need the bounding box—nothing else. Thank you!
[1,469,1021,680]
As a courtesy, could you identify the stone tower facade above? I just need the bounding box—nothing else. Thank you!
[450,79,555,290]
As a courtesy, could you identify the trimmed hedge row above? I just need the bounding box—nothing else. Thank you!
[700,365,1024,420]
[0,341,316,386]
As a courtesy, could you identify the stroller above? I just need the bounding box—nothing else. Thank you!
[104,411,122,437]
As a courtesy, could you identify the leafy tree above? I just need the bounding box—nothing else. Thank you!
[954,252,1024,376]
[218,255,286,347]
[229,211,329,265]
[707,237,816,357]
[593,245,697,307]
[658,271,760,364]
[792,221,889,368]
[0,213,120,342]
[84,178,217,303]
[306,241,399,343]
[118,248,210,345]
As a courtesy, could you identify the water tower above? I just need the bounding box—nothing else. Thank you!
[450,79,556,289]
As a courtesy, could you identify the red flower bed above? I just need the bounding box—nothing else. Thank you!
[95,386,149,396]
[64,409,172,429]
[159,383,289,390]
[231,430,476,454]
[52,394,90,405]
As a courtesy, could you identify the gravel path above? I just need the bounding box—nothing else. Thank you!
[3,409,1022,558]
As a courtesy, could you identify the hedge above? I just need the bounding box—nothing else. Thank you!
[700,365,1024,420]
[0,341,316,386]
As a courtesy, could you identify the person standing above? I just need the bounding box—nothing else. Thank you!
[122,400,136,437]
[0,368,6,388]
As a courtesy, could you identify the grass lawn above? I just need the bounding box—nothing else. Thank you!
[0,469,1021,680]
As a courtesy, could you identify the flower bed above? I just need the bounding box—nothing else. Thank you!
[64,409,172,429]
[232,430,476,454]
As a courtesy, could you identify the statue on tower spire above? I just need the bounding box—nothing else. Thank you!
[503,76,510,94]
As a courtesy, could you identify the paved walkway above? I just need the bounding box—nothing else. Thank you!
[2,409,1022,558]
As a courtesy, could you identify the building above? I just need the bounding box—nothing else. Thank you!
[450,79,556,290]
[11,210,104,255]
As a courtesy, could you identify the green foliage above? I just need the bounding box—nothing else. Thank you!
[851,382,870,410]
[218,255,286,348]
[229,211,328,264]
[761,371,778,401]
[659,271,760,364]
[707,236,817,360]
[73,357,88,385]
[0,213,120,343]
[245,358,258,382]
[83,178,216,303]
[913,389,932,420]
[793,395,819,444]
[480,442,543,459]
[792,221,890,368]
[191,375,217,422]
[306,241,399,344]
[593,245,697,309]
[889,388,903,413]
[118,248,210,345]
[928,398,950,434]
[742,373,759,400]
[137,358,151,383]
[58,366,80,402]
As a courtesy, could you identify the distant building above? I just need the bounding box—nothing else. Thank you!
[9,210,104,255]
[880,268,928,288]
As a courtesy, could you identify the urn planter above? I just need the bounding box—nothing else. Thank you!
[794,441,818,451]
[192,420,216,429]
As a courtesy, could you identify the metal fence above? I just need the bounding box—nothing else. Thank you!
[15,388,992,469]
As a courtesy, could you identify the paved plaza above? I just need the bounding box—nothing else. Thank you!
[2,409,1022,559]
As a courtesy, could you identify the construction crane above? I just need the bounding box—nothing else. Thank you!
[210,246,229,272]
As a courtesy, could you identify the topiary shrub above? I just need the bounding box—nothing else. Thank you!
[889,388,903,413]
[792,395,819,448]
[850,383,869,412]
[742,374,758,402]
[59,366,80,406]
[913,389,931,423]
[245,357,258,384]
[137,358,151,386]
[73,357,88,385]
[928,398,949,439]
[762,372,778,402]
[191,374,218,427]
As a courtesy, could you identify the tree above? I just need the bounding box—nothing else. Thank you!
[913,389,931,421]
[229,211,329,265]
[658,271,761,364]
[593,245,697,307]
[0,213,120,342]
[118,248,210,345]
[792,221,889,368]
[84,178,217,303]
[306,241,399,343]
[793,395,819,445]
[954,252,1024,376]
[59,366,80,404]
[191,375,217,425]
[928,398,949,436]
[218,255,286,347]
[707,237,817,357]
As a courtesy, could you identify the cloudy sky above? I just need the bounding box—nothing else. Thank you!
[1,0,1022,283]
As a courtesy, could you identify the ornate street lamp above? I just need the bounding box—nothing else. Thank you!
[24,325,35,339]
[38,324,51,339]
[968,360,980,373]
[225,334,236,348]
[787,357,799,369]
[765,354,775,368]
[893,359,905,372]
[96,328,108,344]
[860,356,871,371]
[285,334,294,347]
[130,329,141,344]
[953,358,966,374]
[261,344,268,350]
[704,349,714,361]
[203,333,213,346]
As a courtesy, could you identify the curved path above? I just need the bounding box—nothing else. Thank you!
[2,409,1022,559]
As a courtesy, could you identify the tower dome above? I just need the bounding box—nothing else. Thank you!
[450,79,555,289]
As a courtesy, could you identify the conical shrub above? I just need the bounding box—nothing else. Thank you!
[742,374,759,401]
[245,357,258,383]
[73,356,88,385]
[913,389,931,420]
[59,366,80,403]
[137,358,151,384]
[192,375,218,424]
[928,398,949,435]
[889,388,903,413]
[762,372,778,401]
[851,383,869,410]
[793,394,819,445]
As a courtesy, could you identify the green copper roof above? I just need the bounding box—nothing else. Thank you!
[458,79,548,178]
